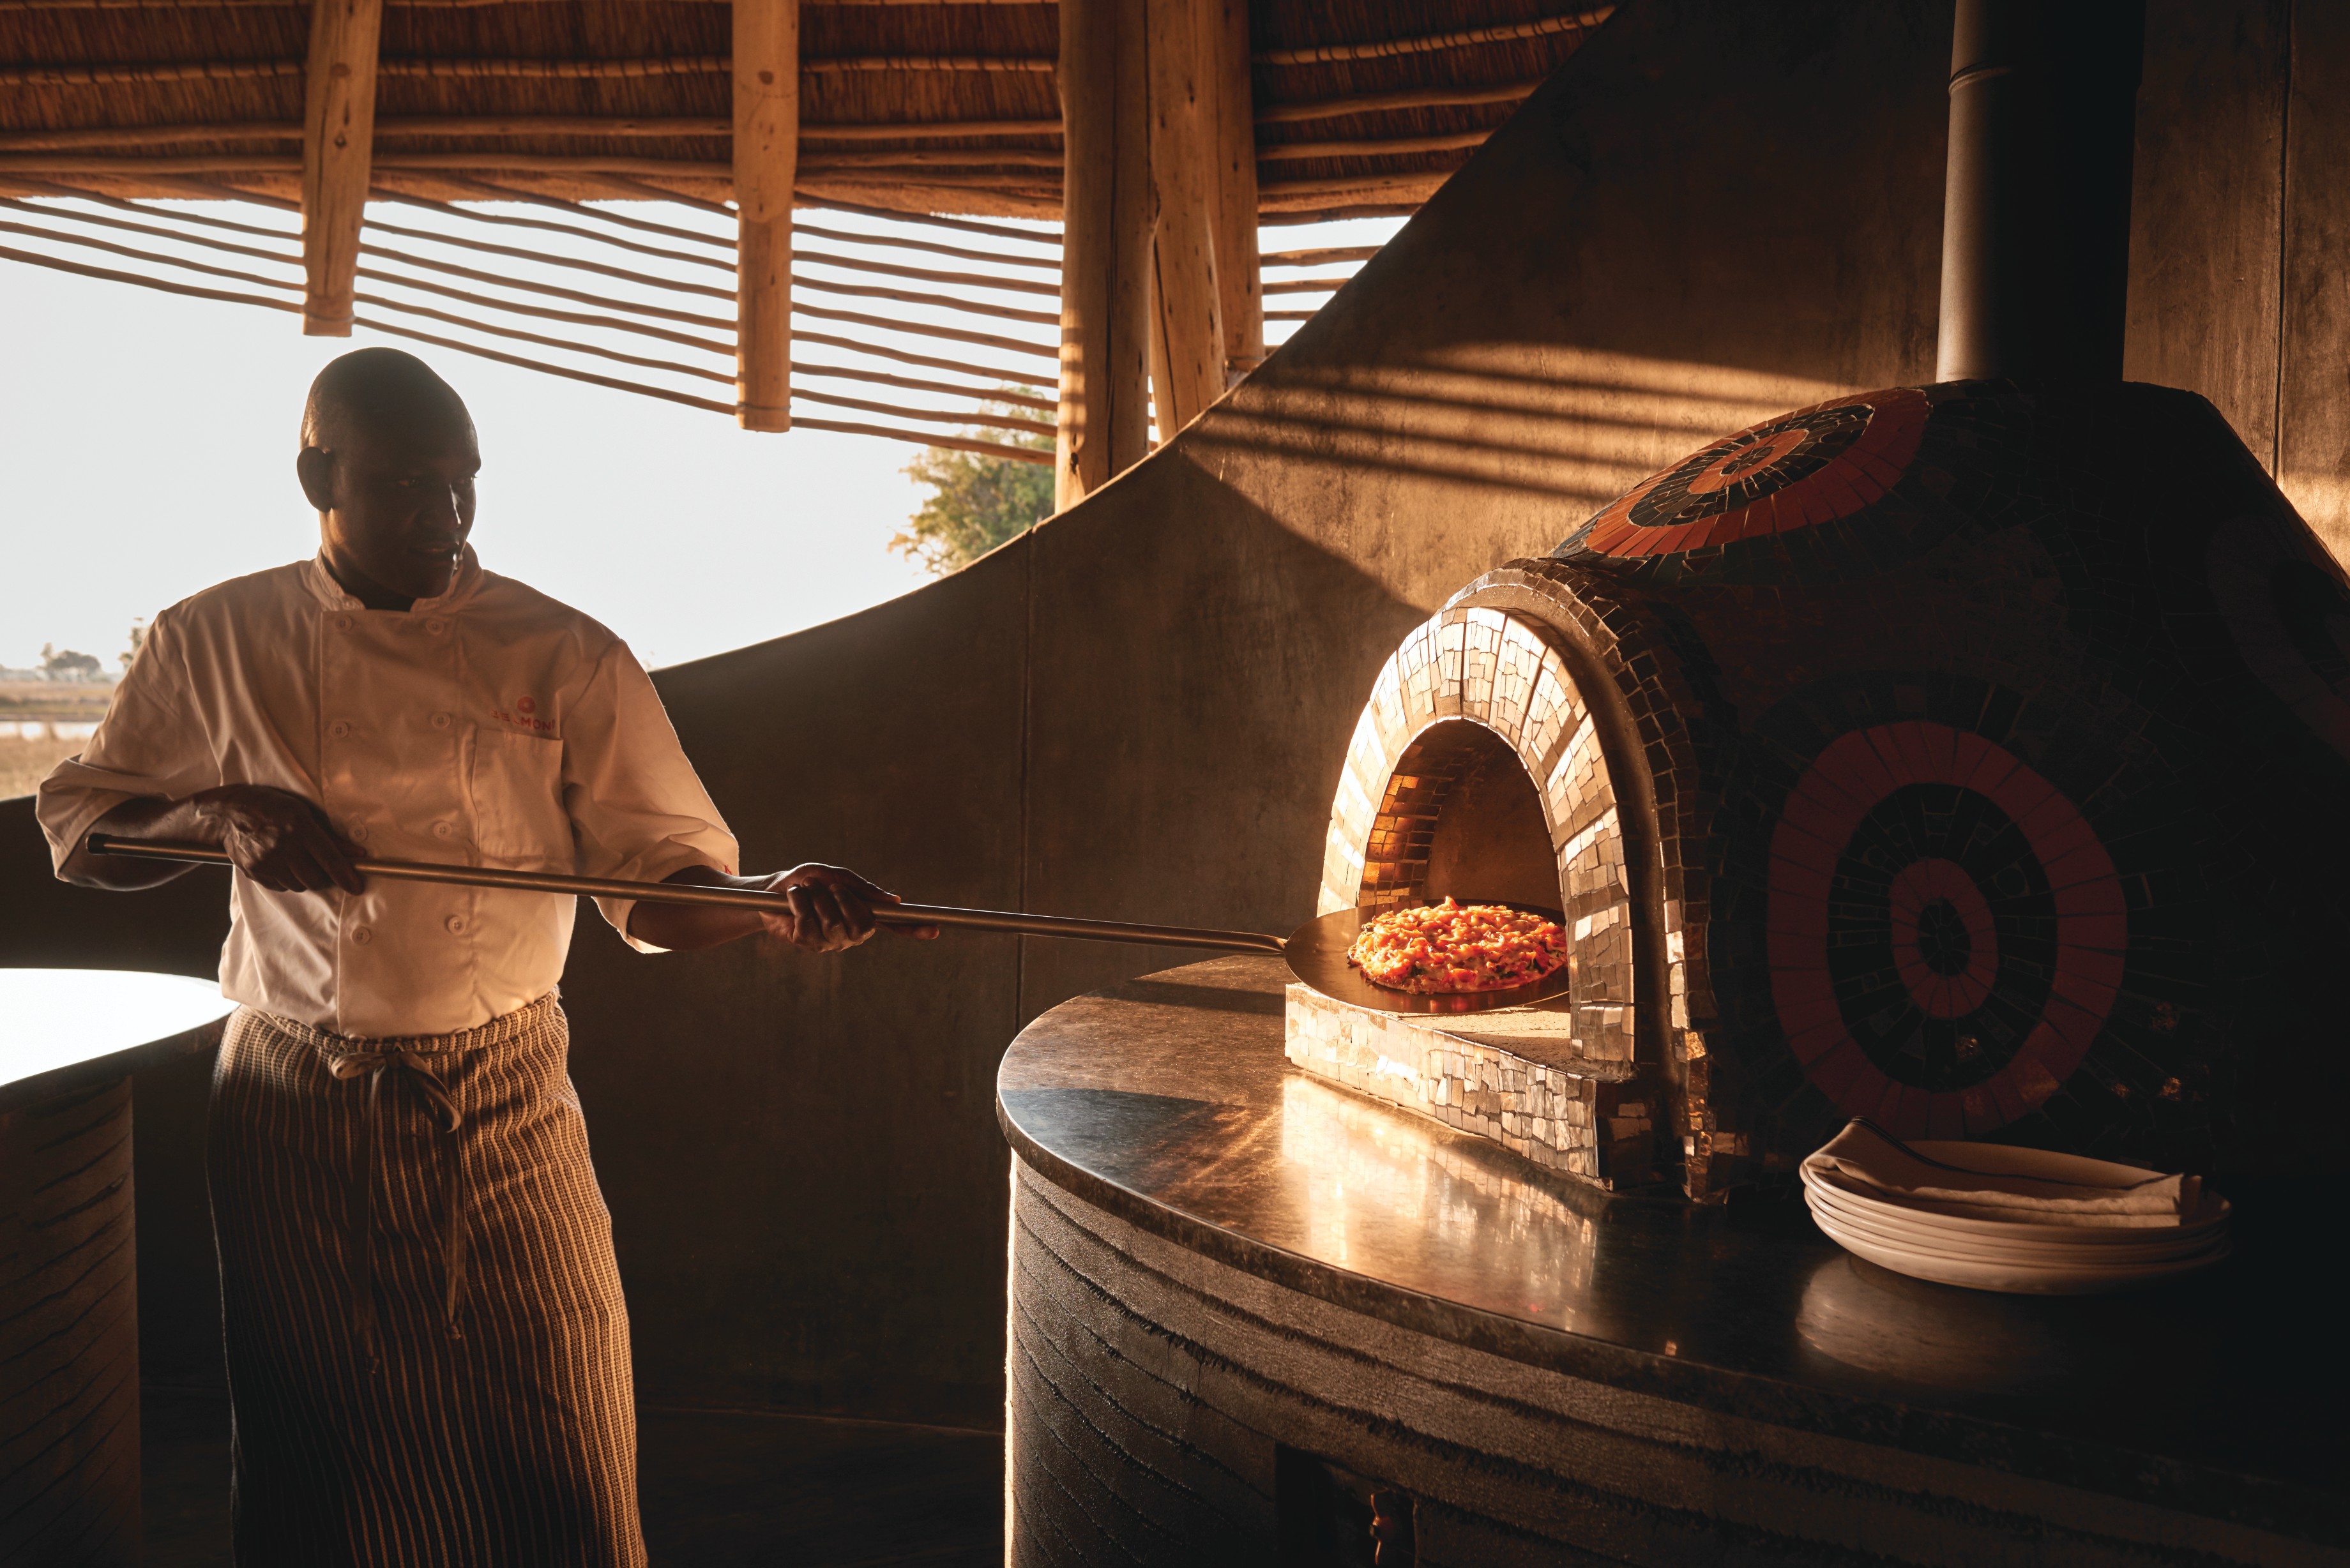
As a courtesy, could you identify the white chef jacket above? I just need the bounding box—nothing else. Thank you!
[37,547,739,1038]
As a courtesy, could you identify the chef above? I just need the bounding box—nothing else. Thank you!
[38,347,928,1567]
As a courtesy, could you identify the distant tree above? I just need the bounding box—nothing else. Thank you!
[40,644,103,682]
[120,620,147,672]
[890,398,1054,576]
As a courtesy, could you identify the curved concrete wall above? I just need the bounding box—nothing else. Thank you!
[3,0,2340,1427]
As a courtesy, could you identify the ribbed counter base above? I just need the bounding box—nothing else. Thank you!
[0,1080,141,1568]
[1008,1154,2310,1567]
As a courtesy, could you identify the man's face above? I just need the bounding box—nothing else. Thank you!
[303,411,481,603]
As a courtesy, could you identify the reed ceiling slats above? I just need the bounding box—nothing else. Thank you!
[1,0,1609,444]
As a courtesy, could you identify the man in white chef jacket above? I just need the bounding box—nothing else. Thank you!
[38,347,921,1567]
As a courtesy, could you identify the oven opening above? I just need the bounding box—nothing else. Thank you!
[1360,719,1558,915]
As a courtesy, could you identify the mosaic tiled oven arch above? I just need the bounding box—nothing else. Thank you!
[1319,605,1641,1066]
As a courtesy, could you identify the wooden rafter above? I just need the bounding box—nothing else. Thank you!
[1056,0,1151,506]
[299,0,379,335]
[733,0,797,430]
[1142,0,1222,435]
[1202,0,1257,380]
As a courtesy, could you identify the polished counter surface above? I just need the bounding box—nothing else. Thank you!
[997,956,2344,1546]
[1,966,227,1115]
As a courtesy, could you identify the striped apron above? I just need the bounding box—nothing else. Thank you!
[208,992,645,1567]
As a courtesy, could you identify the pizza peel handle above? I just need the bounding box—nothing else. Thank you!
[82,834,1289,955]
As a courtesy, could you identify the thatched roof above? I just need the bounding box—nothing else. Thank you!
[0,0,1610,218]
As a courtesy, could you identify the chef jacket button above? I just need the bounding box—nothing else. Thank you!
[333,614,352,631]
[431,712,452,730]
[351,925,374,946]
[328,720,352,739]
[444,914,468,935]
[349,823,368,843]
[432,820,455,839]
[425,618,447,635]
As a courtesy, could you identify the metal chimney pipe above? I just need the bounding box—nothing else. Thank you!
[1936,0,2146,382]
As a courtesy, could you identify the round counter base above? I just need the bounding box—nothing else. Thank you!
[0,1080,142,1568]
[1010,1156,2310,1568]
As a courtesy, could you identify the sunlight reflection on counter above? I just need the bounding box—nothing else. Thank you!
[1277,1073,1601,1330]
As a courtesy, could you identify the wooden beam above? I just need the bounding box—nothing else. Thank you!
[1201,0,1258,381]
[1142,0,1222,435]
[734,0,797,432]
[300,0,381,335]
[1055,0,1151,506]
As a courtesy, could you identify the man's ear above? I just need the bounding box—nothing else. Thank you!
[295,446,337,514]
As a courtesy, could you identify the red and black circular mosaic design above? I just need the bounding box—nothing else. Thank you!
[1767,721,2124,1139]
[1566,388,1929,559]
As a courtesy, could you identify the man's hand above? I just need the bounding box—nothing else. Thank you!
[753,863,937,953]
[628,863,941,952]
[71,785,363,893]
[193,784,366,894]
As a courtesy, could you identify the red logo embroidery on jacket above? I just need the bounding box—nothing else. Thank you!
[491,695,555,733]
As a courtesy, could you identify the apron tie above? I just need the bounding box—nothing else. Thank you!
[323,1044,467,1365]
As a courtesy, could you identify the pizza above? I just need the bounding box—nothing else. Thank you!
[1346,897,1570,995]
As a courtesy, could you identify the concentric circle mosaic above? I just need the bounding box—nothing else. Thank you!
[1565,388,1930,559]
[1766,720,2124,1138]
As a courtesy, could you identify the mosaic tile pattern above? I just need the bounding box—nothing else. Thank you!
[1558,388,1930,559]
[1321,605,1637,1067]
[1526,379,2350,1183]
[1283,983,1654,1187]
[1329,381,2350,1191]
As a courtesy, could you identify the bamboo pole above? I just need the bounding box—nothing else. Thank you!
[0,153,303,172]
[1258,172,1447,199]
[803,119,1060,140]
[800,147,1061,169]
[1201,0,1258,383]
[1262,243,1380,266]
[1,0,1047,7]
[1142,0,1222,436]
[733,0,797,431]
[1250,9,1612,66]
[793,273,1058,327]
[300,0,382,335]
[1055,0,1153,506]
[1253,82,1541,124]
[1258,130,1490,162]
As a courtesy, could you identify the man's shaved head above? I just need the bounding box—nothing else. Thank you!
[297,348,482,610]
[301,347,472,449]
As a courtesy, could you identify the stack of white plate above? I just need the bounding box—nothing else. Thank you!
[1803,1140,2231,1295]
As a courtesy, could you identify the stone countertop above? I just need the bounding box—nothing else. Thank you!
[997,955,2346,1546]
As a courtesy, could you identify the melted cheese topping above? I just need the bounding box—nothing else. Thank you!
[1346,898,1570,995]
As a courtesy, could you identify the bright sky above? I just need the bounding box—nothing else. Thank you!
[1,207,1399,673]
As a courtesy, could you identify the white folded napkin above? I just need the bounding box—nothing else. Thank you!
[1803,1119,2201,1228]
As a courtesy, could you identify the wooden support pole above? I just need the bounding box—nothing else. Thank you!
[1141,0,1222,437]
[1201,0,1258,382]
[1054,0,1151,507]
[734,0,798,431]
[299,0,381,335]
